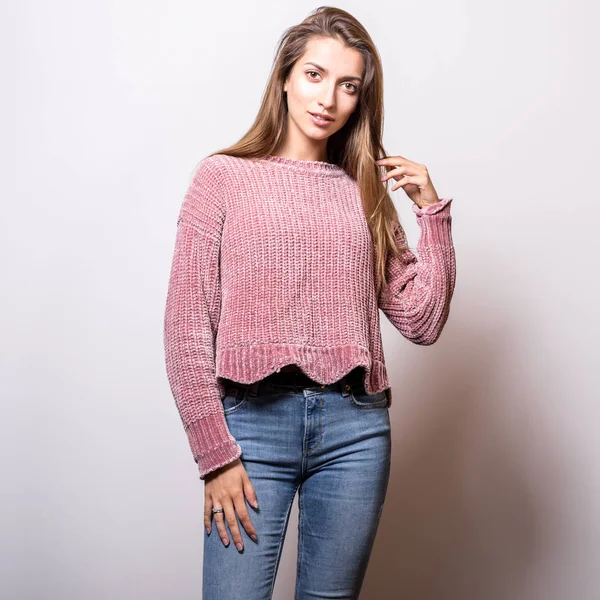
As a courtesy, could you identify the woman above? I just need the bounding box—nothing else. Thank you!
[163,6,456,599]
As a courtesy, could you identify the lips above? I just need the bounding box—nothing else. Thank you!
[309,112,334,121]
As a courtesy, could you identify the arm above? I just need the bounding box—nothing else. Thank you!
[163,160,242,479]
[378,197,456,345]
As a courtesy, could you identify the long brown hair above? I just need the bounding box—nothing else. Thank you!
[204,6,409,296]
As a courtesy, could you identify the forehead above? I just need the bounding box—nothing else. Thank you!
[296,37,363,76]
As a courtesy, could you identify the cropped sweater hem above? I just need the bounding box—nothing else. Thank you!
[215,343,390,396]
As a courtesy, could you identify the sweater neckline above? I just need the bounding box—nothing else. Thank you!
[260,154,346,176]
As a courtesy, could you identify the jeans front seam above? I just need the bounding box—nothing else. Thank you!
[303,393,325,455]
[269,482,301,600]
[295,481,304,600]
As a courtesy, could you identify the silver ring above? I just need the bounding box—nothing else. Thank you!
[212,507,224,514]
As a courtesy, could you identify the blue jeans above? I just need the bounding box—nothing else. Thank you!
[203,369,392,599]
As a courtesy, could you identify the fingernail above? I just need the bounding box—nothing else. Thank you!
[206,526,211,535]
[251,533,258,542]
[236,542,244,551]
[253,500,259,509]
[222,538,229,546]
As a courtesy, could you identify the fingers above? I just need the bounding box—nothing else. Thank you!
[204,494,231,546]
[376,155,419,167]
[242,471,260,510]
[376,157,427,179]
[205,493,259,551]
[233,491,259,543]
[215,497,236,548]
[204,503,213,536]
[381,166,409,182]
[225,494,244,552]
[204,463,260,552]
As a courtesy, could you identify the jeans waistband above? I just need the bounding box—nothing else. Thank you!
[221,366,366,397]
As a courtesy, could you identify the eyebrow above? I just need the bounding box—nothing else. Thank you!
[303,62,363,83]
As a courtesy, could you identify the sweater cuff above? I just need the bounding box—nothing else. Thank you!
[413,197,453,248]
[185,414,243,480]
[412,197,453,217]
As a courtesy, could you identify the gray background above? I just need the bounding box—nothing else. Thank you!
[3,1,599,598]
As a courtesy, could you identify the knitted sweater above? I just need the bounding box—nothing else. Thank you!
[163,154,456,479]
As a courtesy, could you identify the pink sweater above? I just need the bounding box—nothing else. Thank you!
[163,154,456,479]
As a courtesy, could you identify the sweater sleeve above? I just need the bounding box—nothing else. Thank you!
[378,197,456,345]
[163,160,242,480]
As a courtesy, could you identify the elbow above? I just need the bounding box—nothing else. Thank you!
[402,306,452,346]
[405,328,442,346]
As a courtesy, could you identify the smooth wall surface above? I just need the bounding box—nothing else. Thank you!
[4,1,599,598]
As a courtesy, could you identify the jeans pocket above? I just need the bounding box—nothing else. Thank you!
[222,387,249,415]
[348,387,390,409]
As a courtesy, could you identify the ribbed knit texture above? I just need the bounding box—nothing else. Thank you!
[163,153,456,479]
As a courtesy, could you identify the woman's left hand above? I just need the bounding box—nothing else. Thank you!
[376,155,440,210]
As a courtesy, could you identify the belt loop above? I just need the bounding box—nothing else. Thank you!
[248,380,260,397]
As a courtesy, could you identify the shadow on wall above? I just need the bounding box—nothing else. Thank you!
[360,319,568,600]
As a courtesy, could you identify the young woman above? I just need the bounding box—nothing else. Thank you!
[164,6,456,599]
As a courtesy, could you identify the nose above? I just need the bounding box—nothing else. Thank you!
[318,84,336,109]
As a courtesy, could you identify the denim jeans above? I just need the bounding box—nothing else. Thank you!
[203,368,392,600]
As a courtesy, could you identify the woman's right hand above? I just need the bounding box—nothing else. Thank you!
[204,458,259,551]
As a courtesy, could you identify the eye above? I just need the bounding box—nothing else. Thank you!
[305,71,359,94]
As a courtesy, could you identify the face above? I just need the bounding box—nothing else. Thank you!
[282,37,364,151]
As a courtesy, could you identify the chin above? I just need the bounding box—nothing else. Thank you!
[302,127,333,141]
